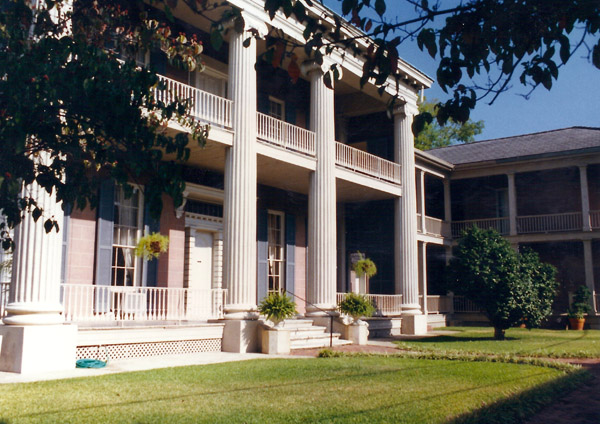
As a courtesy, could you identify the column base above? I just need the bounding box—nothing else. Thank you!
[401,303,422,316]
[221,319,260,353]
[3,302,64,325]
[401,314,427,335]
[0,324,77,374]
[224,304,259,320]
[305,306,338,317]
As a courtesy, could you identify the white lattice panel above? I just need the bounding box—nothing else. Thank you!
[76,339,222,361]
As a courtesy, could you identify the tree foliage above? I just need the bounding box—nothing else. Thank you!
[0,0,208,249]
[446,226,558,340]
[414,98,484,150]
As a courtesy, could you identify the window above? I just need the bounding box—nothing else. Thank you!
[111,186,143,286]
[267,211,285,294]
[268,97,285,121]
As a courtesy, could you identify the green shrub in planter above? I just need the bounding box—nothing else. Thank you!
[258,292,297,326]
[338,292,375,322]
[567,285,592,319]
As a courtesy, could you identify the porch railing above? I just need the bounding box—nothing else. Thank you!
[336,292,402,316]
[453,295,482,313]
[61,284,226,323]
[516,212,583,234]
[335,142,401,184]
[451,217,510,237]
[256,112,316,156]
[590,210,600,229]
[424,295,453,313]
[0,281,9,319]
[421,216,451,238]
[155,74,233,129]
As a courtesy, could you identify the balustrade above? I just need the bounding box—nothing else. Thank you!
[335,142,401,184]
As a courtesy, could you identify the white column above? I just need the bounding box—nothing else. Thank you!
[507,172,518,236]
[4,170,64,325]
[304,61,337,315]
[336,205,347,293]
[394,103,421,315]
[579,165,591,232]
[443,178,452,222]
[419,241,428,315]
[223,27,259,319]
[583,240,596,314]
[418,169,426,233]
[212,231,223,290]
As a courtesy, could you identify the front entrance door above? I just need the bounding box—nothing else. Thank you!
[187,230,213,318]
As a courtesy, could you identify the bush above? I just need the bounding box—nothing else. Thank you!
[567,285,592,319]
[338,292,375,322]
[258,292,297,325]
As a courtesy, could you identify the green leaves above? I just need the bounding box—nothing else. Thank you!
[374,0,386,16]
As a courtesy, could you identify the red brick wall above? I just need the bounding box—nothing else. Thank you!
[157,195,185,288]
[66,206,97,285]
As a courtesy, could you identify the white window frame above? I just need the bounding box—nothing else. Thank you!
[267,210,285,294]
[268,96,285,121]
[111,185,144,287]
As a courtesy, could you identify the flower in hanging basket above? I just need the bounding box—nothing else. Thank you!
[135,233,169,261]
[353,258,377,278]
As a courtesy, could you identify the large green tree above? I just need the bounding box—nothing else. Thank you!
[446,226,558,340]
[0,0,208,249]
[414,98,484,150]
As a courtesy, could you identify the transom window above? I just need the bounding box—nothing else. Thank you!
[267,211,285,294]
[268,97,285,121]
[112,186,143,286]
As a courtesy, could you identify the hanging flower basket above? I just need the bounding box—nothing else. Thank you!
[135,233,169,261]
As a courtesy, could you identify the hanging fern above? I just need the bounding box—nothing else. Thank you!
[353,258,377,278]
[135,233,169,261]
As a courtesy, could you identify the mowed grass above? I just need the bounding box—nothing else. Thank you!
[0,356,585,424]
[395,327,600,358]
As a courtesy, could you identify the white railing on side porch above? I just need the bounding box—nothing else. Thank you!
[155,74,233,129]
[590,210,600,229]
[61,284,226,323]
[451,217,510,237]
[0,281,9,319]
[453,295,482,313]
[336,292,403,317]
[335,142,401,185]
[516,212,583,234]
[424,295,453,314]
[424,216,451,238]
[256,112,316,156]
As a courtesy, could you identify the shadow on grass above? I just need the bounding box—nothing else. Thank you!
[404,335,518,344]
[446,368,591,424]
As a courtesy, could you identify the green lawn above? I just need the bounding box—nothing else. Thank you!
[395,327,600,358]
[0,357,586,424]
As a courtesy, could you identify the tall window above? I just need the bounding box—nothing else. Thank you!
[267,211,285,294]
[268,97,285,121]
[112,186,143,286]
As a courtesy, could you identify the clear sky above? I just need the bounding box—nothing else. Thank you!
[322,1,600,141]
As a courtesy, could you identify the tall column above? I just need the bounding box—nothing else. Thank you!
[304,61,337,316]
[583,240,596,314]
[418,169,426,233]
[507,172,517,236]
[223,26,260,320]
[393,103,420,313]
[443,178,452,222]
[4,180,64,325]
[212,231,223,290]
[579,165,591,232]
[419,241,428,315]
[336,205,347,293]
[0,155,77,373]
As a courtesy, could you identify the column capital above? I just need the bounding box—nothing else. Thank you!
[301,59,342,79]
[225,11,268,38]
[578,164,588,172]
[392,101,419,118]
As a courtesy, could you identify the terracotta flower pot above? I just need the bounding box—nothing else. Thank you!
[569,317,585,330]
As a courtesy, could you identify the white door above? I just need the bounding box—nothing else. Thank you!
[187,230,213,318]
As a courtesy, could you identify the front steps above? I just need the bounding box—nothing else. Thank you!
[282,319,351,350]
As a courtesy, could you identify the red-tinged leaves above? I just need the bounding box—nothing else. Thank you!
[365,19,372,32]
[272,40,285,68]
[288,57,300,83]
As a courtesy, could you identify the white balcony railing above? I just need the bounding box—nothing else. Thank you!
[516,212,583,234]
[590,210,600,229]
[61,284,226,323]
[0,281,9,319]
[451,217,510,237]
[155,75,233,129]
[336,292,403,316]
[424,295,453,313]
[335,142,401,184]
[424,216,451,237]
[256,112,316,156]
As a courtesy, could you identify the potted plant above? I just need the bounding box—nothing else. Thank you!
[258,292,297,327]
[135,233,169,261]
[352,256,377,293]
[258,292,297,354]
[338,292,375,345]
[567,285,592,330]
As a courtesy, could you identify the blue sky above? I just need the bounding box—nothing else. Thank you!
[323,1,600,141]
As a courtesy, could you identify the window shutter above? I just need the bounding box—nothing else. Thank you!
[143,200,161,288]
[285,103,297,125]
[95,180,115,312]
[257,92,270,115]
[257,209,268,303]
[285,214,296,298]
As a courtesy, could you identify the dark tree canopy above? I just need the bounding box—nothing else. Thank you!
[446,226,558,340]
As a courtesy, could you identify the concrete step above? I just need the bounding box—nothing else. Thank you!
[289,327,329,339]
[290,335,351,349]
[279,319,316,329]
